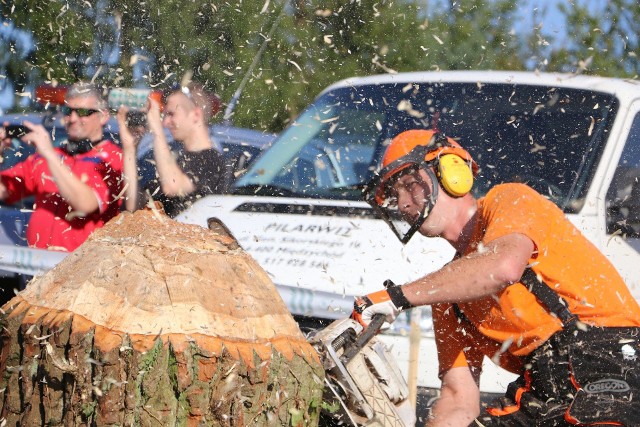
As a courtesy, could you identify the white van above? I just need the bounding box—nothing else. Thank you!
[176,70,640,396]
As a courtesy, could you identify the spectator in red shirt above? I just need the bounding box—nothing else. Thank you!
[0,82,124,252]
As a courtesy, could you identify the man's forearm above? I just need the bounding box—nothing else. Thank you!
[44,152,99,214]
[428,367,481,426]
[428,397,479,427]
[152,132,194,196]
[403,252,507,306]
[402,233,533,307]
[0,181,8,201]
[122,144,141,211]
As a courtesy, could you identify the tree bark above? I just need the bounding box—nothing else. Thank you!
[0,209,324,426]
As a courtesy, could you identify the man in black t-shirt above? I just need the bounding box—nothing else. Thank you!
[118,82,225,218]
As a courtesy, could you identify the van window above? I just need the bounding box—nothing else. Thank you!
[606,113,640,237]
[236,82,617,211]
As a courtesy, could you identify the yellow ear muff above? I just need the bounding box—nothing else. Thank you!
[437,154,474,197]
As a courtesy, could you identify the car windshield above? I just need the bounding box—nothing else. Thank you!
[235,81,617,212]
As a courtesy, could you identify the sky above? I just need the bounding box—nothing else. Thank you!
[522,0,608,45]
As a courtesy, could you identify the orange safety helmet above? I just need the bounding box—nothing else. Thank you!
[380,129,478,197]
[364,129,478,243]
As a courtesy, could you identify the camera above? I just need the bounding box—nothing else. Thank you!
[3,124,30,138]
[126,111,147,128]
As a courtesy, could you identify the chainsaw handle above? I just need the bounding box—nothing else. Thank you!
[341,314,386,363]
[355,314,386,349]
[341,280,396,363]
[354,280,396,348]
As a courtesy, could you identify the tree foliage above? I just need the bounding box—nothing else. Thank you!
[1,0,95,84]
[551,0,640,77]
[2,0,640,130]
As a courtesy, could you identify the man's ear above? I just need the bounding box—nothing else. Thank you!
[192,106,205,124]
[99,110,110,127]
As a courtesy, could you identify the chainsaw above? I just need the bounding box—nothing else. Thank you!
[309,313,417,426]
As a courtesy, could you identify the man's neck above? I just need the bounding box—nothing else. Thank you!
[444,197,478,254]
[64,135,105,155]
[182,126,212,152]
[70,136,103,144]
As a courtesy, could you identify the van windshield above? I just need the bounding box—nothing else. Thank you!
[235,81,617,212]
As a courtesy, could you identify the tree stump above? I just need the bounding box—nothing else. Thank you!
[0,209,324,426]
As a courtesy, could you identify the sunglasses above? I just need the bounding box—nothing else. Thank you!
[61,106,102,117]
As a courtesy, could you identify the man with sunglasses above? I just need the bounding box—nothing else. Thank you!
[0,82,123,252]
[352,129,640,425]
[118,82,224,218]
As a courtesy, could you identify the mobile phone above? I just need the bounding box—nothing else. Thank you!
[3,124,30,138]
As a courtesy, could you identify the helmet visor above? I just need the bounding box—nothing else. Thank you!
[364,164,438,243]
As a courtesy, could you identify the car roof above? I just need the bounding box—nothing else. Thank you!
[1,111,275,159]
[321,70,640,104]
[211,124,276,149]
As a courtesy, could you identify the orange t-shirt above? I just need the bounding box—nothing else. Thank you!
[433,183,640,378]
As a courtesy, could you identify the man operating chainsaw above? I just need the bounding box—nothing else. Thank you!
[352,129,640,426]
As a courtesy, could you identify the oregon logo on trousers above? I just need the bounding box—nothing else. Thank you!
[583,379,630,394]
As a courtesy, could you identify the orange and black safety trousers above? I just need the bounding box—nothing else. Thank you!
[473,270,640,426]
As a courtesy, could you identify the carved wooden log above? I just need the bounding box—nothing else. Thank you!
[0,209,324,426]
